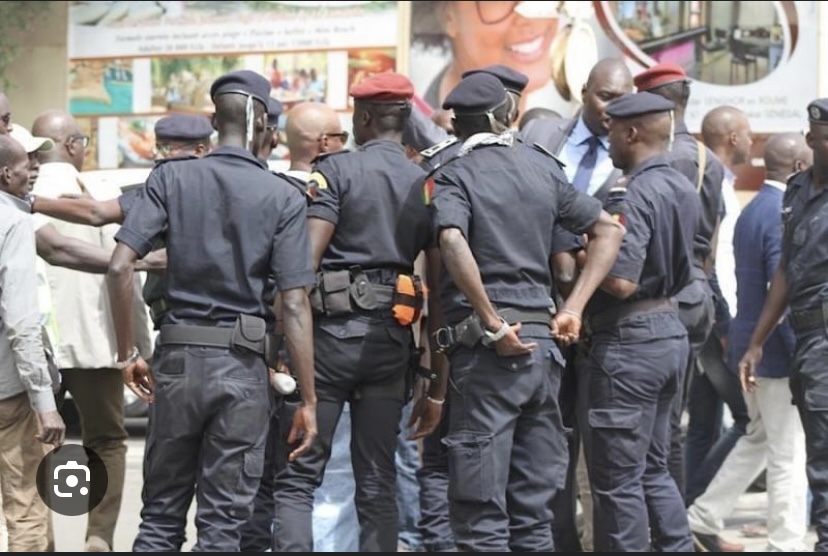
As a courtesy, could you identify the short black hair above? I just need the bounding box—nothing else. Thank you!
[213,93,266,134]
[363,102,412,134]
[648,80,690,109]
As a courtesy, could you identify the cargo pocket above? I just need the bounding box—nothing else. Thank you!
[588,408,643,490]
[444,433,495,503]
[230,448,265,518]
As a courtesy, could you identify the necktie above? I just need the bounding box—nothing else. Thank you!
[572,135,600,193]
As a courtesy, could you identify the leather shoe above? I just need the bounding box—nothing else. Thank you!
[692,531,745,552]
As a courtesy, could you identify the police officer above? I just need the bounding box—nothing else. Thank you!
[739,98,828,552]
[271,72,438,552]
[107,70,318,551]
[257,97,283,162]
[417,64,528,172]
[429,73,624,551]
[578,92,700,552]
[634,63,726,496]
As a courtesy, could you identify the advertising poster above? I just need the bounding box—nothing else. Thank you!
[68,1,400,169]
[409,1,819,134]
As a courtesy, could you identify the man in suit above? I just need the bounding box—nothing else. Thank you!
[521,57,633,551]
[687,132,811,552]
[522,57,633,201]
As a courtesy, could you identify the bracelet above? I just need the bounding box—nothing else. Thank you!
[560,309,582,320]
[483,317,510,342]
[426,396,445,406]
[115,347,140,370]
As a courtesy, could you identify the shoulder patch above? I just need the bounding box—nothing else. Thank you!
[310,149,350,165]
[422,177,435,206]
[308,171,328,191]
[531,142,565,168]
[420,136,458,159]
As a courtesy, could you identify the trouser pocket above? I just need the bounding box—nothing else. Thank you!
[444,432,495,502]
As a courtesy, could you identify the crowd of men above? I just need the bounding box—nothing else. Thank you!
[0,57,827,553]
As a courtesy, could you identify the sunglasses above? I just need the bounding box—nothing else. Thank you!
[67,134,90,148]
[319,131,349,142]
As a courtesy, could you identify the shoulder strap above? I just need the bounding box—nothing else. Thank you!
[695,140,706,194]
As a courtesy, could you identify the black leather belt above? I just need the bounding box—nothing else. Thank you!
[433,307,553,353]
[586,298,674,335]
[789,304,827,333]
[159,315,280,365]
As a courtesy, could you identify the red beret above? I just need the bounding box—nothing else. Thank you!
[349,72,414,103]
[634,63,688,91]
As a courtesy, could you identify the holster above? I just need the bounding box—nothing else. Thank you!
[310,269,354,317]
[231,314,267,354]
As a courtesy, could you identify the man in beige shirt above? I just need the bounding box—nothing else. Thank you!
[31,110,150,552]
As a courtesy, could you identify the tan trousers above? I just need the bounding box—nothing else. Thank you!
[0,392,51,552]
[62,368,128,549]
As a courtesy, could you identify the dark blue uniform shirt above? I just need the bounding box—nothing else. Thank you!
[430,138,602,323]
[307,139,432,277]
[668,123,725,265]
[116,145,315,328]
[781,168,828,313]
[588,154,699,323]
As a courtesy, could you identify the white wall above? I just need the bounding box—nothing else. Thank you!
[737,1,779,29]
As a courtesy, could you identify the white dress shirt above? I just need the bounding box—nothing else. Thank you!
[716,167,741,312]
[558,116,614,197]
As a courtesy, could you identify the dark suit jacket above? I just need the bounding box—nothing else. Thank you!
[521,115,622,202]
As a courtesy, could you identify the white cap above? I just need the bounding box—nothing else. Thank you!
[9,123,54,154]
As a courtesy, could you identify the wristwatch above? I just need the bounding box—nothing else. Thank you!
[115,347,140,370]
[482,317,510,343]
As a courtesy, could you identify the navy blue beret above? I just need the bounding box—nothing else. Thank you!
[210,70,270,108]
[267,97,283,128]
[605,92,675,119]
[442,73,507,115]
[154,114,213,141]
[461,65,529,95]
[808,98,828,124]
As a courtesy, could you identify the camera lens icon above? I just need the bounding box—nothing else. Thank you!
[38,444,108,516]
[54,460,90,498]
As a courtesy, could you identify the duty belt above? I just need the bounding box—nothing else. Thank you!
[433,307,553,353]
[789,303,828,333]
[158,315,280,366]
[585,298,674,335]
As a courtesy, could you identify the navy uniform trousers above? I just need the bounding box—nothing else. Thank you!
[579,311,694,552]
[417,398,456,552]
[272,314,411,552]
[134,346,270,552]
[445,326,568,552]
[790,327,828,551]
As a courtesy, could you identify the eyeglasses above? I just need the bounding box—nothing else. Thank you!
[475,1,520,25]
[68,134,90,148]
[319,131,349,143]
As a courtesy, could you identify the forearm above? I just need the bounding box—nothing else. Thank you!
[36,231,112,274]
[425,247,448,399]
[565,219,624,314]
[107,244,138,360]
[280,289,316,406]
[32,197,108,226]
[439,228,500,330]
[8,320,56,413]
[136,248,167,273]
[748,264,790,349]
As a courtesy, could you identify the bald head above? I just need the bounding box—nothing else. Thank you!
[701,106,753,168]
[582,58,634,136]
[0,135,31,198]
[285,102,345,170]
[0,93,11,134]
[764,132,811,181]
[32,109,86,170]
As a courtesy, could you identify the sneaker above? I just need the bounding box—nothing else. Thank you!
[691,531,745,552]
[85,536,111,552]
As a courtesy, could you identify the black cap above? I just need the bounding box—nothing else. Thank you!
[808,98,828,125]
[210,70,270,108]
[267,97,283,128]
[402,108,450,152]
[442,73,507,115]
[461,64,529,95]
[154,114,213,142]
[605,92,675,119]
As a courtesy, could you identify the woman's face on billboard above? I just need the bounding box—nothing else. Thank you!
[443,1,559,93]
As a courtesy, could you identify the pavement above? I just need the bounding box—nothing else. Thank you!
[49,427,817,552]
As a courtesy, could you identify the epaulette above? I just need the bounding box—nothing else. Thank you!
[420,136,458,159]
[272,171,310,198]
[310,149,351,165]
[530,142,565,169]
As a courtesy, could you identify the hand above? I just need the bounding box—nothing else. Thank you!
[123,356,155,403]
[551,311,582,346]
[738,345,762,393]
[407,379,443,440]
[36,409,66,447]
[287,404,317,462]
[494,322,538,356]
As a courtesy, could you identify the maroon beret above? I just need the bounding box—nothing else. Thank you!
[634,62,688,91]
[349,72,414,103]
